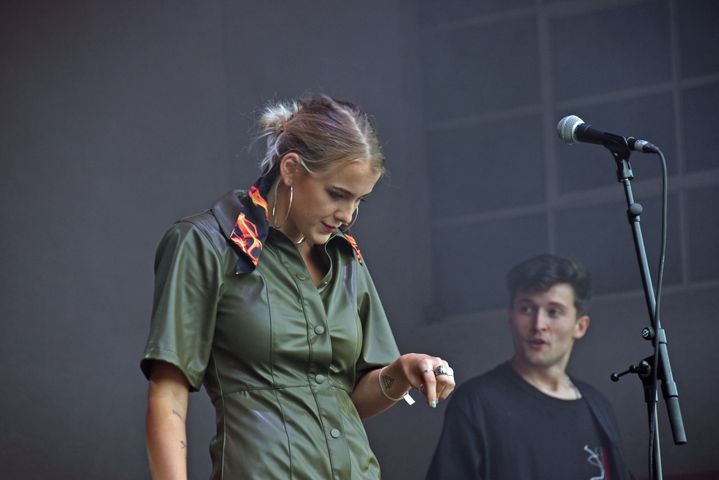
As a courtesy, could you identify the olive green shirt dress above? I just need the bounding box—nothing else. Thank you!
[141,179,400,480]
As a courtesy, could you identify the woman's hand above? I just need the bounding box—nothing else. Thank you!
[382,353,455,408]
[351,353,455,418]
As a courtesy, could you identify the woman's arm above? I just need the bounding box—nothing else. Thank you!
[351,353,455,419]
[146,361,191,480]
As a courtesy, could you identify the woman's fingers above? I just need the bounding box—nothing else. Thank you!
[417,357,456,407]
[420,360,438,407]
[398,353,456,408]
[435,364,455,401]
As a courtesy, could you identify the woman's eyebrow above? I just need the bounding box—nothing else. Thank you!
[331,185,373,199]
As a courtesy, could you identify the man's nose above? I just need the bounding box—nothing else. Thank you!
[531,311,549,330]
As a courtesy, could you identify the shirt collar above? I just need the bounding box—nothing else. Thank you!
[213,176,364,275]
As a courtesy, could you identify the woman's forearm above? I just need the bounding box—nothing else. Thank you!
[351,363,412,419]
[145,363,190,480]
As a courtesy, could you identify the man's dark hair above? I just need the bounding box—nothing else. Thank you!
[506,254,591,316]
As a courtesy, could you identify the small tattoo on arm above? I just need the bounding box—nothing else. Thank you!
[381,374,395,391]
[180,440,186,449]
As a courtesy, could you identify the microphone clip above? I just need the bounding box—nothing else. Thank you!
[611,359,652,382]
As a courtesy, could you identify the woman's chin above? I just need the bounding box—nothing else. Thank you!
[308,230,334,245]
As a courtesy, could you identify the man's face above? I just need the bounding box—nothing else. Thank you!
[508,283,589,373]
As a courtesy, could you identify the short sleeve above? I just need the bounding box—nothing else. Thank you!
[354,260,401,377]
[140,221,223,391]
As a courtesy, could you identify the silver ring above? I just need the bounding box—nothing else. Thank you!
[434,364,452,377]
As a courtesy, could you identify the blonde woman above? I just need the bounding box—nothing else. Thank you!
[141,95,455,479]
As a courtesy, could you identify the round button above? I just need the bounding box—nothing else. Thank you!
[315,374,326,384]
[314,325,326,335]
[330,428,341,438]
[296,273,307,281]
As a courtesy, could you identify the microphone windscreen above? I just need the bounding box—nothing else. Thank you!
[556,115,584,144]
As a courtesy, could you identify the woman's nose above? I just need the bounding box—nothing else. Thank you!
[336,204,354,224]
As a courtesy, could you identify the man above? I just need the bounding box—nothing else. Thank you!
[425,254,633,480]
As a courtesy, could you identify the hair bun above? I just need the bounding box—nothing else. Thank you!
[259,100,300,135]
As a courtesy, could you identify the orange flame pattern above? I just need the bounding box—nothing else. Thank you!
[248,185,269,220]
[343,233,363,265]
[230,213,262,266]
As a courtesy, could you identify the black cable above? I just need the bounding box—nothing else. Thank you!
[647,148,668,479]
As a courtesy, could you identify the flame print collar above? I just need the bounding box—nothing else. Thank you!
[216,176,364,274]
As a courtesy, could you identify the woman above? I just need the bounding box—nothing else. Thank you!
[141,95,454,479]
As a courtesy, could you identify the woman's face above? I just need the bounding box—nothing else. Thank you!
[281,156,381,246]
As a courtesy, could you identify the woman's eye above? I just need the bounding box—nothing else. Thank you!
[328,190,345,200]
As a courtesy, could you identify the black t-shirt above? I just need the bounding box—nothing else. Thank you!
[505,382,610,479]
[426,362,631,480]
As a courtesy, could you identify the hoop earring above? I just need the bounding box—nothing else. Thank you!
[340,206,359,233]
[272,184,293,229]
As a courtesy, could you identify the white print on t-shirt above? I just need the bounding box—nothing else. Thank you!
[584,445,605,480]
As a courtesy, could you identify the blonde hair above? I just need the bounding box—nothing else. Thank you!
[257,95,384,177]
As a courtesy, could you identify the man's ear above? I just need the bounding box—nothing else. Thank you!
[573,315,590,340]
[278,152,303,186]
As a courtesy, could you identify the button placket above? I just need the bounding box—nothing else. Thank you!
[268,234,355,475]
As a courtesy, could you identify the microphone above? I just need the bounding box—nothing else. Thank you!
[557,115,658,153]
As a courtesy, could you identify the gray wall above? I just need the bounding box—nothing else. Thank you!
[1,0,717,479]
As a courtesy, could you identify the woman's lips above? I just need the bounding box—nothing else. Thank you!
[321,222,337,234]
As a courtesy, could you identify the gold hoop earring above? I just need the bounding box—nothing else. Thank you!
[285,185,293,227]
[340,206,359,233]
[272,184,293,229]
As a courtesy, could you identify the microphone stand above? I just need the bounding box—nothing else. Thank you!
[600,138,687,480]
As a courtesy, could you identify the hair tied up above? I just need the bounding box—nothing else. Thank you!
[256,95,384,178]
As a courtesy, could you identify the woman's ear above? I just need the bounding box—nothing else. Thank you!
[278,153,302,186]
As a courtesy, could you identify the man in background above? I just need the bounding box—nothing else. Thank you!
[426,254,633,479]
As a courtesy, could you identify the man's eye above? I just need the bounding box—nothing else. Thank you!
[518,305,534,315]
[548,309,563,318]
